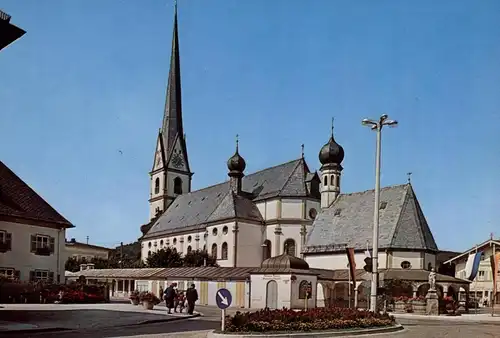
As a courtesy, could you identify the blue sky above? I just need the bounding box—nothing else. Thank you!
[1,0,499,251]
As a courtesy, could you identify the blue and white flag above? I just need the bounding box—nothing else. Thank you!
[465,252,482,281]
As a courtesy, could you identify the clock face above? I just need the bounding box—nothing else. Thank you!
[172,153,184,168]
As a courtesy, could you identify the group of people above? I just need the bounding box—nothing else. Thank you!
[162,282,198,315]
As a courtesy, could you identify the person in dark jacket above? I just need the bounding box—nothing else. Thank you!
[185,284,198,315]
[164,284,176,314]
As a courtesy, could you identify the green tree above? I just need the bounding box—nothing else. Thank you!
[146,248,184,268]
[183,249,218,267]
[65,256,114,272]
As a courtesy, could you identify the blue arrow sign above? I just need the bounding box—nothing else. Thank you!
[216,288,232,309]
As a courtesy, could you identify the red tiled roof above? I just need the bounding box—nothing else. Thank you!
[0,161,73,228]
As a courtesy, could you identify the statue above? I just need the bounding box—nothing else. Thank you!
[428,268,436,291]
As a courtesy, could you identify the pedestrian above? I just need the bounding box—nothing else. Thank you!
[177,291,186,313]
[173,283,179,312]
[185,283,198,315]
[164,283,175,314]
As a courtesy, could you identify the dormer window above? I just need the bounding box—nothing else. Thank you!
[334,209,341,216]
[379,201,388,210]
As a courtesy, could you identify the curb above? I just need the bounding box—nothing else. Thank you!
[0,327,73,335]
[394,314,500,325]
[136,312,201,325]
[207,324,404,337]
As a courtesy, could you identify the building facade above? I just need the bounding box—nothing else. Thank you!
[65,238,112,261]
[0,161,73,282]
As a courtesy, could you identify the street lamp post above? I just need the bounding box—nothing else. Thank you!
[361,114,398,312]
[0,10,26,51]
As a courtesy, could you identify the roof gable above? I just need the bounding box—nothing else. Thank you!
[304,184,437,253]
[0,161,72,228]
[206,191,263,223]
[144,158,310,238]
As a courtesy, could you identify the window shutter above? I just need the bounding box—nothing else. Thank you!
[14,270,20,280]
[48,272,54,282]
[49,237,55,253]
[29,270,35,281]
[5,233,12,250]
[30,235,37,252]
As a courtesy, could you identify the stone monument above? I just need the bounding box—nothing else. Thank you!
[425,268,439,315]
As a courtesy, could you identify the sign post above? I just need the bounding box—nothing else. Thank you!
[216,288,232,332]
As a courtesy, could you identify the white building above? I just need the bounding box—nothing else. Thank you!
[65,238,112,261]
[0,161,73,283]
[443,238,500,305]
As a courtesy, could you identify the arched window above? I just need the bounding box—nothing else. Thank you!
[427,262,432,271]
[323,176,328,186]
[284,239,296,256]
[211,243,218,259]
[298,280,309,299]
[330,175,334,186]
[148,250,151,257]
[187,246,192,254]
[174,177,183,195]
[263,240,272,261]
[221,242,228,260]
[203,244,207,252]
[173,248,177,254]
[335,175,340,187]
[154,178,160,194]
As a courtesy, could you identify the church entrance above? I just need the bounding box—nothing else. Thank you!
[266,280,278,309]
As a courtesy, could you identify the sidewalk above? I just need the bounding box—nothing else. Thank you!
[393,312,500,323]
[0,303,200,333]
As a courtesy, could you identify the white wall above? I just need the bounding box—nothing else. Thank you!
[236,222,263,267]
[306,252,388,270]
[390,251,422,269]
[0,221,67,282]
[251,274,292,309]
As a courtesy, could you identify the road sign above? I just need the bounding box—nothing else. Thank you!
[216,288,232,310]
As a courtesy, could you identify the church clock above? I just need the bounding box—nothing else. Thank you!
[172,153,184,168]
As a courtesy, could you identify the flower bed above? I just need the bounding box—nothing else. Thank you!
[224,307,395,333]
[139,291,161,310]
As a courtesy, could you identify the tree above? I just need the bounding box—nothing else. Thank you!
[146,248,183,268]
[183,249,218,267]
[65,256,113,272]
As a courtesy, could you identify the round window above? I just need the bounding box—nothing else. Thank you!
[173,238,177,244]
[401,261,411,269]
[309,208,317,219]
[223,226,228,235]
[187,236,192,243]
[212,228,218,236]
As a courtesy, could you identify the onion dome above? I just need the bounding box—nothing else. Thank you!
[319,119,344,165]
[261,254,310,270]
[227,135,246,174]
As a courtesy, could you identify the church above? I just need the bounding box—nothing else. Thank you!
[69,5,474,310]
[139,5,440,274]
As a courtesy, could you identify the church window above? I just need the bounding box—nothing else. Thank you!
[148,251,151,257]
[173,248,177,253]
[212,228,218,236]
[428,262,432,271]
[148,242,152,248]
[298,280,310,299]
[263,240,272,261]
[284,239,296,257]
[335,175,340,187]
[323,176,328,186]
[187,236,192,243]
[187,246,192,254]
[203,244,207,252]
[401,261,411,269]
[173,238,177,245]
[211,243,218,259]
[160,240,164,246]
[221,242,228,260]
[222,226,228,235]
[330,175,334,186]
[174,177,183,195]
[154,178,160,194]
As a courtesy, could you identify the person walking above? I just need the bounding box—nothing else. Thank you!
[164,283,175,314]
[186,284,198,315]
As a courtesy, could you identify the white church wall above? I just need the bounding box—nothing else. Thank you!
[306,252,388,270]
[390,251,422,269]
[256,200,279,221]
[280,224,304,257]
[305,200,320,220]
[206,222,235,267]
[281,199,303,219]
[166,171,190,197]
[251,274,292,309]
[237,222,263,267]
[424,252,437,270]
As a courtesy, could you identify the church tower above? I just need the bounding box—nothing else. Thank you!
[149,4,192,220]
[318,119,344,209]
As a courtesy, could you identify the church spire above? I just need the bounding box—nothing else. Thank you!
[161,2,184,160]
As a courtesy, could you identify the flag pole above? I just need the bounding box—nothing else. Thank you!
[474,244,478,314]
[348,266,351,309]
[493,241,496,317]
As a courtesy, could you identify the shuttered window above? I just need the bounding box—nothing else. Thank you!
[30,235,55,255]
[0,267,18,279]
[29,270,53,282]
[0,231,12,252]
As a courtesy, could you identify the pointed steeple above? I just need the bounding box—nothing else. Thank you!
[161,2,184,161]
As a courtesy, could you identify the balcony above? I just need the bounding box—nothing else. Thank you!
[35,246,51,256]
